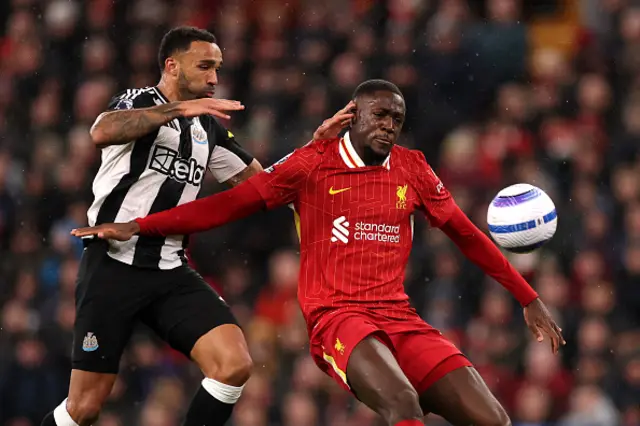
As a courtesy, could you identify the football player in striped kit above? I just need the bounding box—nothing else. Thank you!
[41,26,352,426]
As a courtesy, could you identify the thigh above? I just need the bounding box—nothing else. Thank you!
[73,241,156,374]
[419,367,510,426]
[140,265,238,358]
[309,310,394,393]
[346,337,414,409]
[309,311,423,422]
[391,327,471,395]
[346,337,424,424]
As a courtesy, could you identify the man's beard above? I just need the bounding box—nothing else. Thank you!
[177,71,200,100]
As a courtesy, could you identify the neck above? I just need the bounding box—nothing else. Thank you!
[351,138,384,167]
[157,75,182,102]
[362,148,385,167]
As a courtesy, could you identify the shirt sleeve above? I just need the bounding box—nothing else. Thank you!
[136,181,265,237]
[247,147,316,210]
[440,205,539,306]
[411,150,456,227]
[208,119,255,183]
[105,89,156,111]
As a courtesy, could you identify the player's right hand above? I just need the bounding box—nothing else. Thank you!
[71,222,141,241]
[313,101,356,140]
[523,297,566,354]
[178,98,245,120]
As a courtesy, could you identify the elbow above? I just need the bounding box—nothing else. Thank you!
[89,127,108,147]
[247,159,263,175]
[89,113,111,147]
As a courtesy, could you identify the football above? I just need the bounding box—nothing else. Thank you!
[487,184,557,253]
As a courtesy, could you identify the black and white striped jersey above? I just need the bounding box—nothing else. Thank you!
[87,86,253,269]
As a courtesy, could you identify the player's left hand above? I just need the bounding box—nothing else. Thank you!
[312,101,356,140]
[523,297,566,354]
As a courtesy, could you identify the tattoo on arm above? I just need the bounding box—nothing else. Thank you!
[224,159,263,187]
[90,102,183,147]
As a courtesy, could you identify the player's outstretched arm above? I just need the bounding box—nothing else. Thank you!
[440,206,538,305]
[73,142,310,239]
[440,205,566,353]
[71,180,265,240]
[90,98,245,147]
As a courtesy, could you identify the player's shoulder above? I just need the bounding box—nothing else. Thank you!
[198,113,220,131]
[297,137,340,165]
[111,86,158,101]
[286,137,338,159]
[109,86,159,109]
[392,145,430,173]
[263,138,329,174]
[394,147,445,188]
[305,137,340,155]
[198,114,236,140]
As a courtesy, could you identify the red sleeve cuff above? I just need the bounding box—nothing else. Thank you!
[517,286,539,307]
[134,217,147,234]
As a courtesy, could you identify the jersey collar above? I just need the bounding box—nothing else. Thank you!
[153,87,169,104]
[339,132,391,170]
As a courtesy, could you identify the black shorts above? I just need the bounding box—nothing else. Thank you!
[72,239,237,374]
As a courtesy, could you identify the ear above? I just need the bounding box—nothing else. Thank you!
[164,57,179,77]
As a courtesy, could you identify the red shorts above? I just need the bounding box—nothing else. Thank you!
[309,308,472,395]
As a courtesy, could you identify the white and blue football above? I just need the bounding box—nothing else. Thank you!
[487,184,557,253]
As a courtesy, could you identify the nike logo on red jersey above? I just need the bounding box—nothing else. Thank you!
[329,186,351,195]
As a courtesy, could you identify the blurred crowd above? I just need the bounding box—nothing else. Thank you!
[0,0,639,425]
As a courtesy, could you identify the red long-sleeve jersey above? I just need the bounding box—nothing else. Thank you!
[137,136,538,329]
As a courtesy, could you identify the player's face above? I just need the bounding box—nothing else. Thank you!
[352,91,406,159]
[175,41,223,100]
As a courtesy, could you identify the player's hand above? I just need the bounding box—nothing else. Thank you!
[523,298,566,354]
[312,101,356,140]
[178,98,245,120]
[71,221,141,241]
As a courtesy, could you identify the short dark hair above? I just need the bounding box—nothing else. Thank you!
[352,79,404,100]
[158,26,217,71]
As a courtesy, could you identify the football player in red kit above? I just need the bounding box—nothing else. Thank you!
[73,80,565,426]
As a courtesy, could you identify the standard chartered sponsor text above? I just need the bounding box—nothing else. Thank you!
[354,222,400,243]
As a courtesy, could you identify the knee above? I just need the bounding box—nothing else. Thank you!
[202,349,253,386]
[220,352,253,385]
[382,387,423,424]
[193,325,253,386]
[66,397,103,426]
